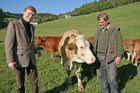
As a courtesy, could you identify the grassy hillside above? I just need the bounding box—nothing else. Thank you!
[34,1,140,39]
[0,2,140,93]
[0,29,6,42]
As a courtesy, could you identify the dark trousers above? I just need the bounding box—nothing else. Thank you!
[96,55,119,93]
[14,62,38,93]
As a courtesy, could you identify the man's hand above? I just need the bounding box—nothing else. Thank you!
[114,57,121,66]
[8,62,17,70]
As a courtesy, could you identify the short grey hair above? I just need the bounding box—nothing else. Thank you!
[97,13,109,21]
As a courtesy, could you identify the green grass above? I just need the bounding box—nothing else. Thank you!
[0,2,140,93]
[0,29,6,42]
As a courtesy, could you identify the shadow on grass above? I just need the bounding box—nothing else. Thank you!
[81,62,98,87]
[117,63,137,92]
[36,46,43,50]
[82,62,137,93]
[45,60,98,93]
[44,62,137,93]
[82,60,137,93]
[0,41,4,43]
[45,76,77,93]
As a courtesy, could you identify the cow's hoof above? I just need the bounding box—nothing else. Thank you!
[67,81,72,85]
[78,86,84,91]
[61,63,64,66]
[68,82,72,85]
[60,61,64,66]
[134,64,138,67]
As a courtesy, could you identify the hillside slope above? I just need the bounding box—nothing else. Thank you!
[35,2,140,39]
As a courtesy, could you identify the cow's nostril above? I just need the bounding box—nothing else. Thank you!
[91,57,96,62]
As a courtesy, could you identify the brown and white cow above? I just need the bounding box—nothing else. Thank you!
[58,30,96,91]
[34,36,62,62]
[131,39,140,66]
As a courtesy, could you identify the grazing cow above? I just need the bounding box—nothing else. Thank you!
[131,39,140,66]
[87,37,94,43]
[122,39,134,62]
[34,36,62,62]
[58,30,96,91]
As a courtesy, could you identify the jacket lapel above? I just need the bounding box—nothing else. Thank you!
[19,19,31,44]
[29,25,34,46]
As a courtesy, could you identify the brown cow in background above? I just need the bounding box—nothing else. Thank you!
[34,36,62,62]
[131,39,140,66]
[122,38,140,66]
[87,37,94,43]
[122,39,134,62]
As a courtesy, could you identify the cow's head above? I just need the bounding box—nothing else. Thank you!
[34,36,46,46]
[66,35,96,64]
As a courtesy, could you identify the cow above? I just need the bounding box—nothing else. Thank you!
[131,39,140,66]
[34,36,62,62]
[122,39,134,62]
[58,30,96,91]
[87,36,94,43]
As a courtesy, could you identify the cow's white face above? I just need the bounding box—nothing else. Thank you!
[73,35,96,64]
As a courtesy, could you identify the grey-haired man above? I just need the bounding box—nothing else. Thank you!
[92,13,124,93]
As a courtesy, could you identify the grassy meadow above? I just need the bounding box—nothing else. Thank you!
[0,2,140,93]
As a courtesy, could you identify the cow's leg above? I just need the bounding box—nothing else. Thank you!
[131,51,136,65]
[64,62,72,85]
[122,56,125,60]
[50,51,55,62]
[60,58,63,65]
[134,56,139,67]
[70,60,74,70]
[67,70,72,85]
[123,52,126,60]
[127,52,131,62]
[75,64,84,91]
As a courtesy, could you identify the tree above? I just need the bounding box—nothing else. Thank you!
[0,9,6,29]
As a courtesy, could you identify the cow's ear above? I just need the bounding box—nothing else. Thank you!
[66,43,76,51]
[38,36,41,40]
[70,34,76,39]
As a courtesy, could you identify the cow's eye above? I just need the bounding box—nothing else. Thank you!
[80,46,84,49]
[41,39,46,42]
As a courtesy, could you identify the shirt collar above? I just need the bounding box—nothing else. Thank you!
[102,24,110,31]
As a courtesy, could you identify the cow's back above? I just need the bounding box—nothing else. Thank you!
[41,36,62,50]
[133,39,140,52]
[122,39,134,52]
